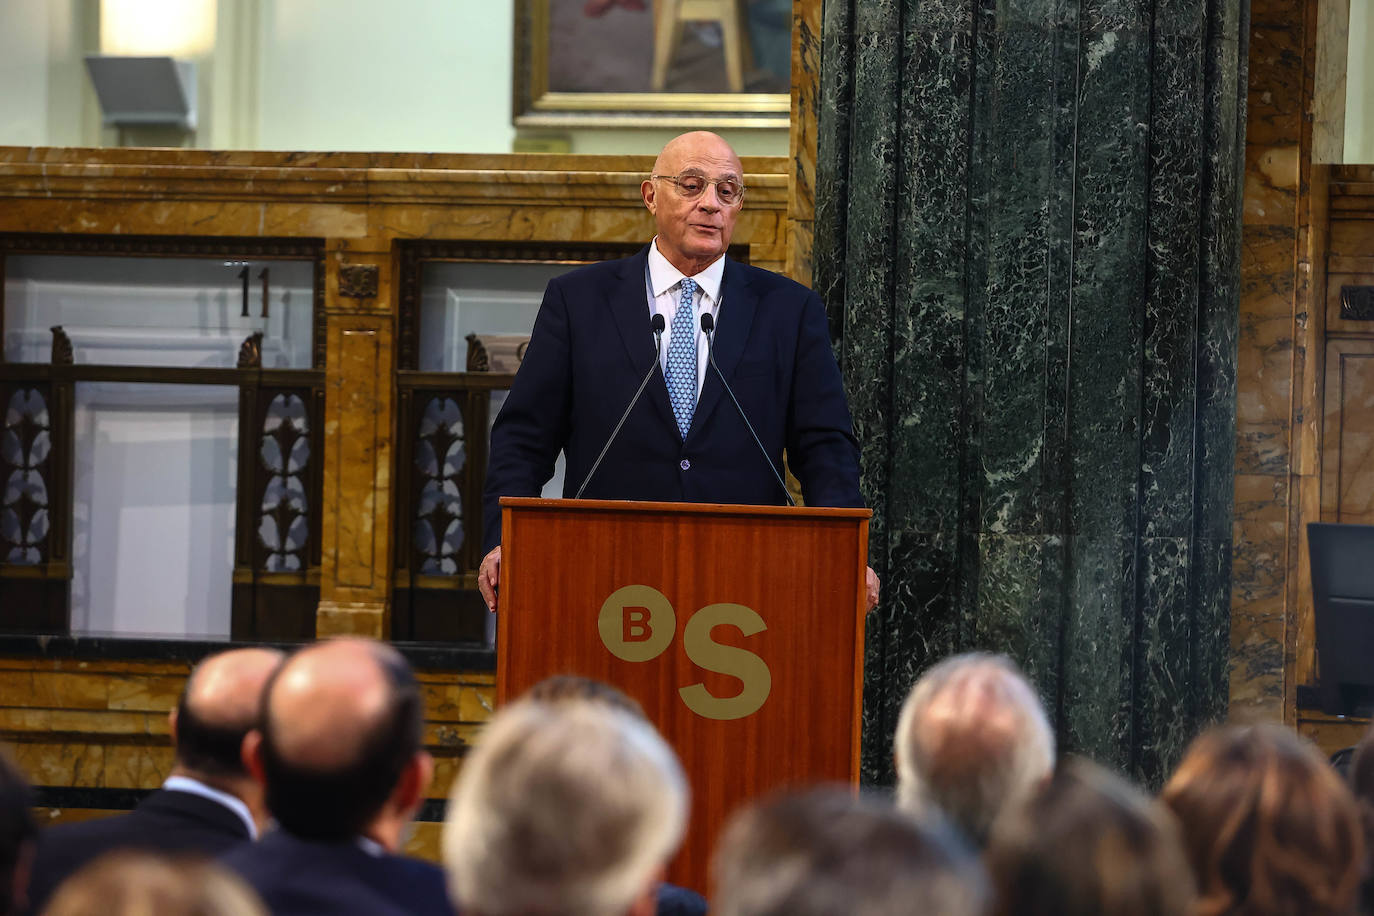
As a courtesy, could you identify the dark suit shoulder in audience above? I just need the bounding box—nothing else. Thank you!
[220,830,454,916]
[656,881,708,916]
[26,788,252,913]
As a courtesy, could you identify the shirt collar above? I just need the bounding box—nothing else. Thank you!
[648,237,725,304]
[162,775,258,839]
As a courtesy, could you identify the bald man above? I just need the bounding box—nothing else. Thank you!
[893,653,1055,847]
[220,638,452,916]
[481,131,877,613]
[26,647,283,911]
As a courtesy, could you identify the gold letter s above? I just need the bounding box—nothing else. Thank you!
[678,603,771,720]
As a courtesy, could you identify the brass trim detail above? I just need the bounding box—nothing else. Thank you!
[0,365,323,386]
[49,326,73,366]
[513,0,788,128]
[0,232,324,260]
[465,334,489,372]
[237,331,263,369]
[339,264,379,299]
[533,91,789,114]
[1340,286,1374,321]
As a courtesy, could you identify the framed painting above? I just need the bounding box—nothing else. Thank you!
[514,0,791,128]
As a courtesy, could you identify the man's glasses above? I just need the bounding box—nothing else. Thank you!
[651,173,746,206]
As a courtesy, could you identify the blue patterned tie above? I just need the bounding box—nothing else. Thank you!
[665,278,698,440]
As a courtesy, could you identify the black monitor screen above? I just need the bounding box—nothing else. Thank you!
[1308,522,1374,716]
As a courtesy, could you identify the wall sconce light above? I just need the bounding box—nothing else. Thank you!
[83,56,198,130]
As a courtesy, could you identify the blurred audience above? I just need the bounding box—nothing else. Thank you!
[220,637,451,916]
[0,751,35,916]
[26,647,282,913]
[894,652,1055,846]
[20,640,1374,916]
[41,851,264,916]
[1161,723,1364,916]
[443,698,687,916]
[1350,725,1374,916]
[523,675,706,916]
[986,757,1194,916]
[711,786,989,916]
[525,673,646,716]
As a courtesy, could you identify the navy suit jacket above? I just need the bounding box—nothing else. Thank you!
[482,246,862,551]
[220,830,455,916]
[26,788,252,913]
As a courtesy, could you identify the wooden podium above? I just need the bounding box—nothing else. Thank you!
[496,497,871,892]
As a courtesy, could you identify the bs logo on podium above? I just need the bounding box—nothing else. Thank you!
[597,584,771,721]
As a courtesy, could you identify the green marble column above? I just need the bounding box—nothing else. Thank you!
[816,0,1244,786]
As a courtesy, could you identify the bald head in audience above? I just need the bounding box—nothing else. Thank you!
[172,647,284,831]
[711,787,989,916]
[894,653,1054,846]
[243,638,431,850]
[443,699,687,916]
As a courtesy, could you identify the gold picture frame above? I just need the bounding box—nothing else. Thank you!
[514,0,790,129]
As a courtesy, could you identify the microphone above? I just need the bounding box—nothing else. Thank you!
[575,313,666,499]
[700,313,796,507]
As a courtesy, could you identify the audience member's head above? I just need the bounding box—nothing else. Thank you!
[171,647,283,830]
[986,757,1194,916]
[40,851,265,916]
[443,699,687,916]
[0,751,35,916]
[894,652,1055,846]
[244,637,430,848]
[1161,723,1363,916]
[1347,725,1374,915]
[525,674,645,718]
[711,787,989,916]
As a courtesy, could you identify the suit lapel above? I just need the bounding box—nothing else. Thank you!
[689,258,756,441]
[609,247,676,432]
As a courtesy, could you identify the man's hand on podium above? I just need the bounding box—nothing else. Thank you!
[479,546,501,612]
[866,566,880,612]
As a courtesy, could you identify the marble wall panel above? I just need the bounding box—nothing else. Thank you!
[1060,537,1135,769]
[105,676,182,712]
[1229,475,1287,718]
[1225,0,1320,722]
[0,672,109,710]
[402,823,445,864]
[34,808,120,828]
[787,0,823,284]
[818,0,1244,781]
[315,242,399,638]
[1323,342,1374,524]
[1297,714,1370,757]
[0,658,491,809]
[10,743,106,787]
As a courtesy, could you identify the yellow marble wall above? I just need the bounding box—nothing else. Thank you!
[0,147,789,636]
[1230,0,1321,724]
[0,656,492,862]
[786,0,821,285]
[1234,0,1374,752]
[0,144,789,860]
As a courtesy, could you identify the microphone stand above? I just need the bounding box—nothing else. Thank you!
[700,313,796,507]
[574,313,667,499]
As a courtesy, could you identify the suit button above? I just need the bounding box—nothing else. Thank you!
[680,459,691,470]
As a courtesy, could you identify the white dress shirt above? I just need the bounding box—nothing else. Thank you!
[646,238,725,403]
